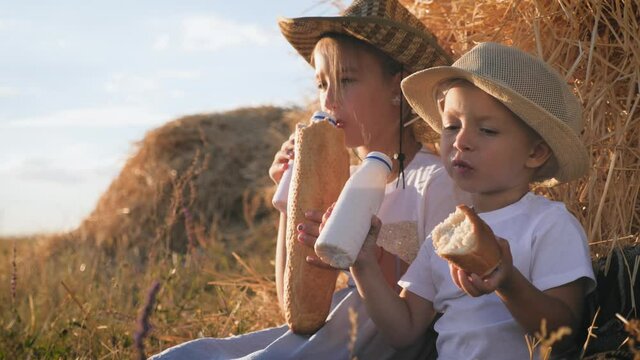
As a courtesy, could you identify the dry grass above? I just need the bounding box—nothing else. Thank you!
[1,1,639,359]
[0,106,302,358]
[404,0,640,255]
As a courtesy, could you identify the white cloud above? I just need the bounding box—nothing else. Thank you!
[157,69,201,80]
[181,15,274,52]
[0,19,22,31]
[0,106,169,128]
[0,86,19,97]
[153,34,170,50]
[105,73,159,94]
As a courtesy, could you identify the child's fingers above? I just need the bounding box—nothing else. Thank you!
[449,264,463,289]
[305,255,334,269]
[297,220,320,238]
[366,216,382,241]
[304,210,324,224]
[319,203,336,233]
[297,232,316,248]
[458,270,482,297]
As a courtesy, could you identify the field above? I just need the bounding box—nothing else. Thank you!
[0,106,295,359]
[2,0,640,359]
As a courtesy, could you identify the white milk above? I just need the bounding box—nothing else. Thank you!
[314,151,392,268]
[271,111,336,213]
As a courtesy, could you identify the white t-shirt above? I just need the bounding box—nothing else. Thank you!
[399,192,596,360]
[374,147,469,265]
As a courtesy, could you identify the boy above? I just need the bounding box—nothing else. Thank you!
[348,42,596,359]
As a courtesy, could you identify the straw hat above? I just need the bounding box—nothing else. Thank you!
[401,42,589,183]
[278,0,452,73]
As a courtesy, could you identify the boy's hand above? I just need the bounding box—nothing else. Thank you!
[269,133,295,185]
[450,238,514,296]
[352,216,383,270]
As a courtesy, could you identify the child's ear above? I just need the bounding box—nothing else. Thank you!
[526,140,552,169]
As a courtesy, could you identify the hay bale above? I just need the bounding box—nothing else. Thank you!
[404,0,640,256]
[72,106,304,254]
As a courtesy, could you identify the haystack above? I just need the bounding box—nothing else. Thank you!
[403,0,639,255]
[72,106,304,254]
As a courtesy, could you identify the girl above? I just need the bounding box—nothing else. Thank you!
[152,1,466,359]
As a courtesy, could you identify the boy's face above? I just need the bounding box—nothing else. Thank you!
[439,84,543,208]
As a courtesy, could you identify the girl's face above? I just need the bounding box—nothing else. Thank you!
[439,84,549,211]
[313,39,400,150]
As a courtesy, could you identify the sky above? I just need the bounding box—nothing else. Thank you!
[0,1,343,236]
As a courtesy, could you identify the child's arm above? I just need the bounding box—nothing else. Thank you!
[351,217,438,348]
[270,134,295,311]
[275,213,287,311]
[451,238,585,349]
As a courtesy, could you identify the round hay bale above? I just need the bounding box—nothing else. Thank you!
[72,106,305,254]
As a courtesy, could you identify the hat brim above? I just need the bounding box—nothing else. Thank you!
[278,16,452,73]
[401,66,589,183]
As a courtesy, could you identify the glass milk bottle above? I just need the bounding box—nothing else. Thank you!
[271,111,336,213]
[314,151,392,268]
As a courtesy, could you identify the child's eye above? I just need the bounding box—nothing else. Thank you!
[340,77,355,85]
[480,128,498,135]
[317,81,327,90]
[442,124,460,132]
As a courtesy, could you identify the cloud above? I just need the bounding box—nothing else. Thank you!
[105,73,159,94]
[0,106,169,128]
[153,34,170,50]
[0,86,19,97]
[13,158,86,184]
[180,15,274,52]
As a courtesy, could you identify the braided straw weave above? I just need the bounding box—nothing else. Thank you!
[278,0,452,73]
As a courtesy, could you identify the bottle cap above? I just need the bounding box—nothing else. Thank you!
[311,111,337,126]
[365,151,392,173]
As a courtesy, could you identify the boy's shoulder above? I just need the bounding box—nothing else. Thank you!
[497,192,576,225]
[522,192,565,212]
[519,193,582,229]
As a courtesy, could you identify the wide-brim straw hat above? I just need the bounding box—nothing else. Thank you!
[278,0,452,73]
[401,42,589,183]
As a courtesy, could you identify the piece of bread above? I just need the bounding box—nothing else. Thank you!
[283,120,350,334]
[432,205,501,277]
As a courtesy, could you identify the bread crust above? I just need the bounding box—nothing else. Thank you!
[434,205,501,277]
[283,121,350,334]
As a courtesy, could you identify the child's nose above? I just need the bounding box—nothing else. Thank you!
[453,128,473,151]
[322,85,339,113]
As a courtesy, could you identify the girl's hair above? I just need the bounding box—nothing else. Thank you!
[435,78,558,182]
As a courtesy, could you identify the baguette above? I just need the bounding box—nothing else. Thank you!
[432,205,501,277]
[283,120,350,334]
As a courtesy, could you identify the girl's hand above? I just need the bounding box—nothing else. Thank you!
[449,238,514,297]
[269,133,295,185]
[297,208,333,269]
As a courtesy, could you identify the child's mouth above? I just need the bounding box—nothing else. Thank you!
[452,159,473,173]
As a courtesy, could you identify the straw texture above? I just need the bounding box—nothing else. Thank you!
[402,0,639,255]
[278,0,452,72]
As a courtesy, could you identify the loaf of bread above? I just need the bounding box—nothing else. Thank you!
[432,205,501,277]
[283,120,350,334]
